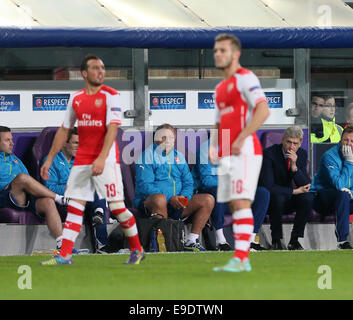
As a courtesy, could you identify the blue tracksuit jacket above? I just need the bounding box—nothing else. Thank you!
[0,152,29,191]
[134,143,194,208]
[310,143,353,193]
[191,140,218,191]
[42,151,74,195]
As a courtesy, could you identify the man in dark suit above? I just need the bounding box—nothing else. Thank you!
[259,126,314,250]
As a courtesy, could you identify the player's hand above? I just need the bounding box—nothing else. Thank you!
[286,150,298,164]
[209,145,219,165]
[293,183,311,195]
[92,156,105,176]
[231,136,245,156]
[169,196,186,210]
[342,145,353,163]
[286,150,298,171]
[341,188,353,199]
[40,159,53,181]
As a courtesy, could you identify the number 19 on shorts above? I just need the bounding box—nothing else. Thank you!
[105,184,117,198]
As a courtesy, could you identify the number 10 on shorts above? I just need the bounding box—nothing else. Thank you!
[232,179,243,194]
[105,184,117,197]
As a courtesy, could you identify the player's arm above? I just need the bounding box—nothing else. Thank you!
[41,126,71,181]
[92,123,118,176]
[41,95,76,181]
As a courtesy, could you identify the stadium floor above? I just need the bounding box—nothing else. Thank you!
[0,251,351,300]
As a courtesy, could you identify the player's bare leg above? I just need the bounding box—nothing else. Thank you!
[36,197,63,240]
[144,194,168,218]
[10,173,65,205]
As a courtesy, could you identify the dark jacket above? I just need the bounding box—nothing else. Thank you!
[259,143,310,196]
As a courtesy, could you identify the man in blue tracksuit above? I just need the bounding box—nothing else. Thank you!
[134,124,214,252]
[192,139,270,251]
[0,125,65,249]
[42,127,109,253]
[310,125,353,249]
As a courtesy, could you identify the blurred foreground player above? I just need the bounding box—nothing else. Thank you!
[210,34,270,272]
[40,54,144,265]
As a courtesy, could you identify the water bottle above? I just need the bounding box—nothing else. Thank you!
[157,229,167,252]
[150,228,158,252]
[117,248,130,254]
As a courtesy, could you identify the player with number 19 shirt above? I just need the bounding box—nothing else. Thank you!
[63,85,124,202]
[40,54,144,266]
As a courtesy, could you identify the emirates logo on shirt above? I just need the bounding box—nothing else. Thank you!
[95,99,103,108]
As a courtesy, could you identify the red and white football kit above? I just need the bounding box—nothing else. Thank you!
[215,67,267,263]
[63,85,124,202]
[59,85,142,258]
[215,67,266,203]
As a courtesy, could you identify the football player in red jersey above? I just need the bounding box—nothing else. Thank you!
[211,34,270,272]
[40,54,144,265]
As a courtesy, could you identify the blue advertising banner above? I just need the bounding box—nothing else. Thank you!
[265,92,283,109]
[198,92,215,109]
[33,94,70,111]
[0,94,20,111]
[150,93,186,110]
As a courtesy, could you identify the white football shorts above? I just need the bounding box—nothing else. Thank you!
[64,163,124,202]
[217,154,262,203]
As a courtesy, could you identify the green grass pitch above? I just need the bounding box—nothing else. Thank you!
[0,251,351,300]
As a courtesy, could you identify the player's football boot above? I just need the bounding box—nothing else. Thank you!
[125,249,145,265]
[216,242,232,251]
[40,255,73,266]
[213,257,252,273]
[183,239,207,252]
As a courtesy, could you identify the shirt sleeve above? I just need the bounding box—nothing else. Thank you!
[62,94,77,129]
[106,93,122,126]
[242,72,267,109]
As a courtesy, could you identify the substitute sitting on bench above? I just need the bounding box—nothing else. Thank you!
[134,123,214,252]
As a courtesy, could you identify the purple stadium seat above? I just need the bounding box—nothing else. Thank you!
[260,130,284,149]
[31,127,59,181]
[0,208,43,224]
[13,132,40,170]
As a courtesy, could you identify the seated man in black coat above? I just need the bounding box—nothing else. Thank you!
[259,126,313,250]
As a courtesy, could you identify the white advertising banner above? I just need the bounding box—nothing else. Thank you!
[0,88,294,129]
